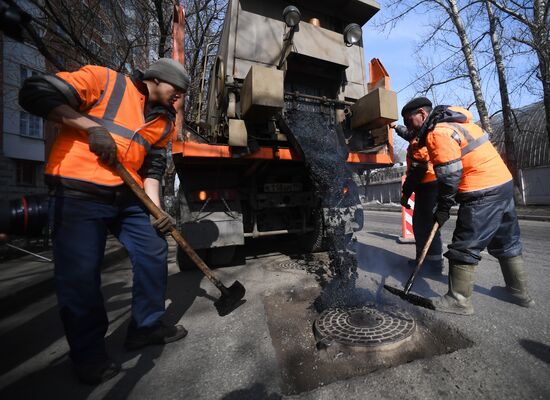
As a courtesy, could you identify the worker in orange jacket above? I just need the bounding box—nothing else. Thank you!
[19,59,190,384]
[403,99,534,315]
[395,98,443,274]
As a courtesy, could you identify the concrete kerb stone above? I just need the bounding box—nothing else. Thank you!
[0,240,127,318]
[363,204,550,222]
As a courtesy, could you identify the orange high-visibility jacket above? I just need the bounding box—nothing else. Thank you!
[425,106,511,194]
[45,65,174,187]
[406,136,437,184]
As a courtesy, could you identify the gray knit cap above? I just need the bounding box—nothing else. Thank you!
[143,58,190,92]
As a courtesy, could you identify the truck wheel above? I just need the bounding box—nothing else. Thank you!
[176,246,207,272]
[301,207,326,253]
[208,246,236,266]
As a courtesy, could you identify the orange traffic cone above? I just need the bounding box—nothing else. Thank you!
[398,176,415,244]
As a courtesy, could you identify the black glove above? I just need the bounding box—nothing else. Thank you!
[87,126,117,166]
[151,210,176,234]
[433,208,450,227]
[393,125,415,141]
[400,195,411,209]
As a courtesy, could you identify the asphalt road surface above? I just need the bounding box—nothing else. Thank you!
[0,211,549,399]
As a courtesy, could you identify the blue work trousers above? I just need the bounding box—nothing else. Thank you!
[412,181,443,262]
[446,180,522,264]
[50,195,168,364]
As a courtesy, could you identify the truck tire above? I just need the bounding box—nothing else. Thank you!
[176,246,207,272]
[208,246,236,266]
[175,186,201,272]
[301,207,326,253]
[177,245,236,272]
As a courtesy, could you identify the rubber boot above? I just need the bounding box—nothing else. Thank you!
[498,256,535,307]
[432,261,475,315]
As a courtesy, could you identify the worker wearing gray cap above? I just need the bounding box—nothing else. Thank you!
[19,59,190,384]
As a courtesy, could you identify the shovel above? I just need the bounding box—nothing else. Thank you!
[116,163,246,316]
[383,222,440,310]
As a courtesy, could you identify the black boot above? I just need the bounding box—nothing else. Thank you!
[74,358,120,385]
[432,261,475,315]
[498,256,535,307]
[125,322,188,351]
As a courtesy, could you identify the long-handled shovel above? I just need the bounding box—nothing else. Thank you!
[116,163,245,316]
[383,222,440,310]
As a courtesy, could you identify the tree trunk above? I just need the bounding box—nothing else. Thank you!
[154,0,168,57]
[539,52,550,145]
[531,0,550,145]
[488,0,550,143]
[447,0,493,135]
[485,1,518,184]
[531,6,550,144]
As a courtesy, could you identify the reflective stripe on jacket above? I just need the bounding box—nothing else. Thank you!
[406,137,437,184]
[45,65,174,187]
[425,106,511,194]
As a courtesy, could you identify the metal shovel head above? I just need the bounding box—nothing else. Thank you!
[214,280,246,317]
[383,284,435,310]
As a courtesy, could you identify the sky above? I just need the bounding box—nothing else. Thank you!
[360,2,541,154]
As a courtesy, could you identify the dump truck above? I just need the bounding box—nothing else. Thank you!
[171,0,398,269]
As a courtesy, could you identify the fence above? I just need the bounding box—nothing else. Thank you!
[520,166,550,205]
[363,165,550,206]
[364,179,402,204]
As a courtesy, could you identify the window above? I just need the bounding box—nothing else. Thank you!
[19,66,43,138]
[20,66,37,85]
[16,160,38,186]
[20,111,43,138]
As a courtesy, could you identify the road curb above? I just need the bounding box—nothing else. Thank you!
[0,245,128,319]
[363,206,550,222]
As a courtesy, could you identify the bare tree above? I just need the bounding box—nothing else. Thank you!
[445,0,494,134]
[181,0,227,125]
[486,0,550,142]
[10,0,176,72]
[381,0,494,134]
[151,0,173,58]
[484,0,518,183]
[163,0,227,214]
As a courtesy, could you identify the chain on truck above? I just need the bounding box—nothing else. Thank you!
[171,0,398,270]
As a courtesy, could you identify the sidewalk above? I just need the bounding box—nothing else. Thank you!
[0,236,127,318]
[363,202,550,222]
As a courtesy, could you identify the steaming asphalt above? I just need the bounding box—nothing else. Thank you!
[0,210,548,399]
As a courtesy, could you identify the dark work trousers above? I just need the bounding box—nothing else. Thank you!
[50,195,168,364]
[446,180,522,264]
[412,181,442,262]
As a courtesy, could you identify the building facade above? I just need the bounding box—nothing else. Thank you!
[0,31,48,199]
[490,101,550,205]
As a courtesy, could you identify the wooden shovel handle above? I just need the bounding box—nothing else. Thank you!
[417,222,440,268]
[404,222,440,294]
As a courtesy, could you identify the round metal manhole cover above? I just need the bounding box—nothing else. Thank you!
[278,260,307,270]
[313,305,416,351]
[277,259,328,271]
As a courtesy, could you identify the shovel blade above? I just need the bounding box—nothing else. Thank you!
[214,280,246,316]
[383,284,435,310]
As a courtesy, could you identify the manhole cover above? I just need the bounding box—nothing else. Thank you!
[277,259,328,271]
[278,260,307,270]
[313,305,416,351]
